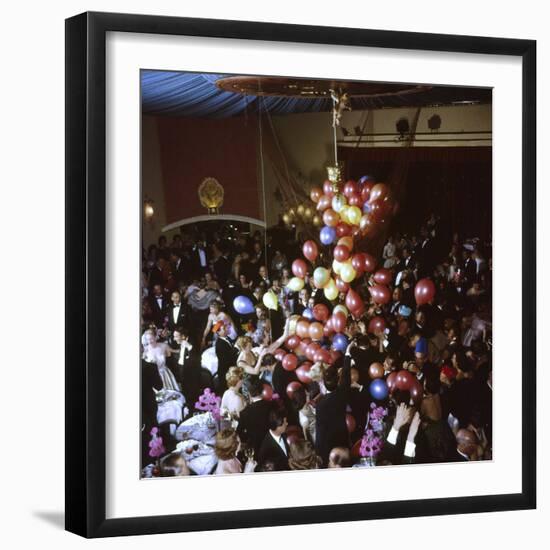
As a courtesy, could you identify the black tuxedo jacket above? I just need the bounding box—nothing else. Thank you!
[237,399,273,452]
[167,302,188,331]
[141,360,163,428]
[215,337,239,391]
[257,431,289,471]
[315,359,352,464]
[148,293,168,326]
[148,266,165,289]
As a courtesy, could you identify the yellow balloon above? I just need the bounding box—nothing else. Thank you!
[331,193,347,213]
[287,277,305,292]
[262,290,278,311]
[324,279,338,301]
[297,204,305,216]
[312,214,322,227]
[340,261,357,283]
[333,304,349,317]
[339,206,349,224]
[347,206,362,226]
[304,207,313,219]
[332,259,343,275]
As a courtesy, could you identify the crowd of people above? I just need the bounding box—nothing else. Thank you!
[140,213,492,477]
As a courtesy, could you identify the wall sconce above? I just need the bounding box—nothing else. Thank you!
[198,177,224,215]
[144,198,155,222]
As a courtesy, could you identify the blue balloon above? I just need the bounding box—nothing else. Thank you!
[332,333,348,352]
[369,379,389,400]
[303,307,314,320]
[233,295,254,315]
[319,225,336,245]
[363,202,372,214]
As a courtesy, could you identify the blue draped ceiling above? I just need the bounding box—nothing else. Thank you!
[141,71,329,118]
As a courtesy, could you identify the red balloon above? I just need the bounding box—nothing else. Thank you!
[345,413,357,433]
[286,381,303,399]
[286,424,303,445]
[395,370,415,391]
[368,316,386,334]
[363,253,377,273]
[282,353,298,371]
[313,303,329,322]
[351,438,362,458]
[323,321,335,338]
[310,187,322,203]
[296,319,310,339]
[274,348,286,362]
[305,342,320,361]
[370,198,392,221]
[336,222,352,238]
[369,182,389,203]
[360,182,374,203]
[286,335,301,350]
[323,208,339,227]
[345,288,364,315]
[351,253,366,275]
[323,180,336,197]
[386,371,398,392]
[296,340,309,357]
[302,240,318,262]
[409,379,424,406]
[369,362,385,379]
[333,244,350,262]
[347,193,362,207]
[292,259,308,279]
[369,284,391,305]
[359,213,377,237]
[316,195,331,211]
[335,277,350,293]
[373,268,392,286]
[296,362,313,384]
[309,321,324,341]
[262,384,273,401]
[415,278,436,305]
[343,180,358,198]
[331,312,347,333]
[313,348,331,364]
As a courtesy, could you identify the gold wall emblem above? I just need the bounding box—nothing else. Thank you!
[198,177,224,214]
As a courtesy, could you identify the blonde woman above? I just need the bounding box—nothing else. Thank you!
[214,428,256,475]
[141,329,180,391]
[220,366,246,419]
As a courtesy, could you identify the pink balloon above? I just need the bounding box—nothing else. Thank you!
[286,381,303,398]
[286,335,301,350]
[274,348,286,362]
[261,384,273,401]
[331,312,347,333]
[336,222,352,237]
[323,180,335,198]
[345,288,364,315]
[368,316,386,334]
[314,348,331,364]
[335,277,350,293]
[292,259,308,279]
[374,268,392,286]
[386,371,398,392]
[345,413,357,433]
[296,362,313,384]
[308,322,324,341]
[282,353,298,371]
[333,244,350,262]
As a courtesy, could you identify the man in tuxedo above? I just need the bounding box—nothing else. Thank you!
[212,246,231,286]
[237,378,273,452]
[148,258,166,290]
[315,355,351,465]
[167,290,188,331]
[148,284,168,327]
[462,248,478,289]
[170,326,193,383]
[257,407,289,471]
[191,240,208,279]
[170,250,188,286]
[450,428,479,462]
[214,323,238,393]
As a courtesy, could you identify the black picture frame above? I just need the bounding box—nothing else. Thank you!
[65,11,536,538]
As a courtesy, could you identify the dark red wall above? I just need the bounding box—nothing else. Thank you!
[154,115,261,224]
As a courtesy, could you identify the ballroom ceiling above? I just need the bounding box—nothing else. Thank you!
[141,70,492,118]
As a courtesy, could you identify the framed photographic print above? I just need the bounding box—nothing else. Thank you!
[65,11,536,538]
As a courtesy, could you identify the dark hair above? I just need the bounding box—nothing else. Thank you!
[245,376,264,398]
[174,326,189,338]
[424,373,441,395]
[290,387,307,410]
[261,353,277,367]
[159,453,184,477]
[323,366,339,392]
[268,407,287,431]
[392,388,411,406]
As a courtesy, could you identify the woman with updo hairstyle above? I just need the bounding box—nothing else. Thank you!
[214,428,256,475]
[220,366,246,418]
[288,440,322,470]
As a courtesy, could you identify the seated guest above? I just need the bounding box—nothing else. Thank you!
[257,407,289,471]
[221,367,246,419]
[328,447,351,468]
[214,428,256,475]
[237,377,273,452]
[159,452,190,477]
[288,440,322,470]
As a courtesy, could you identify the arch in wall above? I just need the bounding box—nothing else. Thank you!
[162,214,266,233]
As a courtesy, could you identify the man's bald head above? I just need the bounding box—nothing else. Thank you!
[456,429,478,457]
